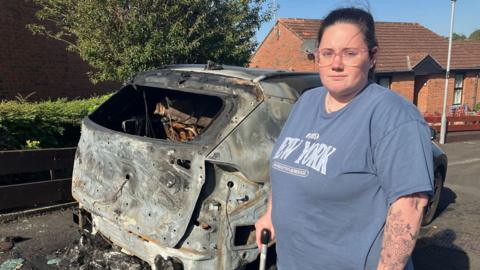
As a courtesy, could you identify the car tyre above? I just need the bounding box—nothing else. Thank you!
[421,168,444,226]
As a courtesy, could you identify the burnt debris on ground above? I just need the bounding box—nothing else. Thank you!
[51,233,151,270]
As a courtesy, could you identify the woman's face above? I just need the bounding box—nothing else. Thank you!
[317,23,376,98]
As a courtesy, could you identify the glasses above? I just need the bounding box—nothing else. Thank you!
[314,48,370,67]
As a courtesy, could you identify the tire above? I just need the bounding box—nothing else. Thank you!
[422,169,444,226]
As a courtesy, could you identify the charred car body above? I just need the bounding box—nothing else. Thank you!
[72,65,447,270]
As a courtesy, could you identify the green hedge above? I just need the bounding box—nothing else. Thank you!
[0,94,112,150]
[475,103,480,112]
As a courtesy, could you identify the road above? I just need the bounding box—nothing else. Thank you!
[1,140,479,270]
[413,140,480,270]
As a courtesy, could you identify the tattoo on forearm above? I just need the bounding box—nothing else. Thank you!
[378,195,425,270]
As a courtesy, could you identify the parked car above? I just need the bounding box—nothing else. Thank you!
[72,64,447,270]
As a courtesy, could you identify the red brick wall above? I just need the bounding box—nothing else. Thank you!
[0,1,118,101]
[249,23,317,71]
[416,77,430,113]
[423,74,452,114]
[463,72,480,110]
[390,74,415,102]
[391,73,480,114]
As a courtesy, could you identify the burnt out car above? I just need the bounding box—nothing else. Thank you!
[72,64,447,270]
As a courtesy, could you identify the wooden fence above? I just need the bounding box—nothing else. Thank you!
[425,115,480,132]
[0,147,76,212]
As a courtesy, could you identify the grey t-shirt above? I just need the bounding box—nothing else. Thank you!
[270,83,434,270]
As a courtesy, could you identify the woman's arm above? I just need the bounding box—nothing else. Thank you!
[377,192,428,270]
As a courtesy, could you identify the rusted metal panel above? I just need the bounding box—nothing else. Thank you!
[72,127,207,248]
[0,147,76,175]
[206,96,295,182]
[0,178,73,212]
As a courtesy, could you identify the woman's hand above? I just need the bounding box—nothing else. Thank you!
[255,193,275,249]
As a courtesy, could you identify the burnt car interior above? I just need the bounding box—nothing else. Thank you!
[89,85,223,142]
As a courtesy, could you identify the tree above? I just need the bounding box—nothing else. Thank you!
[469,29,480,41]
[452,33,467,40]
[28,0,274,83]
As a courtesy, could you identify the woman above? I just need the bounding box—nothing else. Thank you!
[255,7,434,270]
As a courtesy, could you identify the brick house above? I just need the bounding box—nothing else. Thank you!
[250,18,480,114]
[0,1,117,101]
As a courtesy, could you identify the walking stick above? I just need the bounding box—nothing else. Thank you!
[259,228,271,270]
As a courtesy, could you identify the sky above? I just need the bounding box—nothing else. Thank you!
[255,0,480,44]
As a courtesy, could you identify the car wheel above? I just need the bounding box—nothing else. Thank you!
[422,168,444,226]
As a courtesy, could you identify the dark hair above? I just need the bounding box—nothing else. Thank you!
[317,8,378,77]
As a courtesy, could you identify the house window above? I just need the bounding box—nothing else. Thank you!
[377,77,391,89]
[453,73,464,105]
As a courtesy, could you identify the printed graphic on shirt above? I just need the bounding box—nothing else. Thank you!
[272,136,336,176]
[272,137,303,160]
[272,161,309,177]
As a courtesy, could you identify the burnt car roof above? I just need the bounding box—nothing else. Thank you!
[129,64,321,100]
[131,64,318,83]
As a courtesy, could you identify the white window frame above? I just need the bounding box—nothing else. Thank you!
[453,73,464,105]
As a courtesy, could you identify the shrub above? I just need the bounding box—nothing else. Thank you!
[475,103,480,112]
[0,124,16,150]
[25,140,41,149]
[0,94,111,150]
